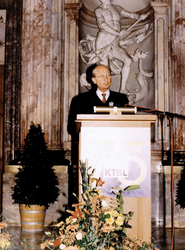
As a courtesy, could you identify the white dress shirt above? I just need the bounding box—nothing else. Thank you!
[96,89,110,102]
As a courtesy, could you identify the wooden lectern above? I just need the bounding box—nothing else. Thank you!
[76,114,156,242]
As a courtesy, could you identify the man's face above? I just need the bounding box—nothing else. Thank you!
[92,65,111,92]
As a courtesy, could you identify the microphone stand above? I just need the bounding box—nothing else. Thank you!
[127,104,185,120]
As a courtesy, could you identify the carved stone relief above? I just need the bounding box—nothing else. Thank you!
[79,0,154,107]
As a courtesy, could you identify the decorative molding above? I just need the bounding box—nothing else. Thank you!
[150,2,169,142]
[62,2,82,151]
[4,165,68,174]
[65,3,82,23]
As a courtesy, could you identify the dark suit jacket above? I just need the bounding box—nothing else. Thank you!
[67,89,128,135]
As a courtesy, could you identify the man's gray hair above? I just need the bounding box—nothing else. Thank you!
[92,68,96,77]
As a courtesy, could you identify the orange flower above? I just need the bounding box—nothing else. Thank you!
[83,208,90,215]
[66,224,79,231]
[40,240,52,250]
[72,201,86,208]
[96,177,105,187]
[0,222,7,229]
[52,236,61,246]
[68,208,84,219]
[97,196,107,200]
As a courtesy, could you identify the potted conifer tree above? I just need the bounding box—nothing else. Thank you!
[12,122,60,232]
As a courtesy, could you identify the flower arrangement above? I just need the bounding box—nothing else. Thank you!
[40,164,159,250]
[0,223,12,250]
[0,234,11,250]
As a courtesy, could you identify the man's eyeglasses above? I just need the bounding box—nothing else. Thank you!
[95,74,111,79]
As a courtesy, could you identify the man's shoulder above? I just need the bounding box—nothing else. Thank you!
[75,89,95,98]
[110,90,127,98]
[71,90,95,103]
[109,90,129,106]
[113,5,124,14]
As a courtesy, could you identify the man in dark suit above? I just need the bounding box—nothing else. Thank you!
[67,65,128,202]
[67,64,129,135]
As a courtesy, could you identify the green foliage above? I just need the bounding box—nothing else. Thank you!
[12,122,60,209]
[141,238,158,250]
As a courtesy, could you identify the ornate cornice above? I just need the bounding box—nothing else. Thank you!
[65,3,82,22]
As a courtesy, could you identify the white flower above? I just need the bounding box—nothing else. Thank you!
[73,218,77,222]
[60,244,66,249]
[76,232,83,240]
[102,200,108,207]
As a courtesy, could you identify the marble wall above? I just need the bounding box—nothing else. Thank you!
[21,0,64,151]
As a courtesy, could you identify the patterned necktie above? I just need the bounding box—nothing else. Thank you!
[102,93,106,103]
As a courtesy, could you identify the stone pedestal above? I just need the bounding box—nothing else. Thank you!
[151,157,185,228]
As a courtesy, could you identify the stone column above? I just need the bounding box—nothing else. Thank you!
[21,0,64,150]
[3,0,22,164]
[170,0,185,150]
[151,1,170,229]
[62,2,82,152]
[150,2,169,141]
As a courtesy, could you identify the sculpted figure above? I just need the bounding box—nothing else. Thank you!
[79,0,152,96]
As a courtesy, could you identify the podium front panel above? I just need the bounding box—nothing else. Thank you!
[77,114,156,242]
[80,126,151,198]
